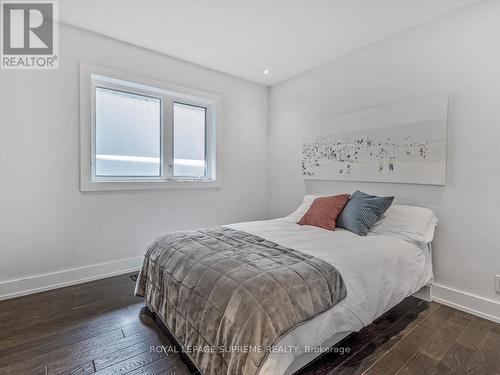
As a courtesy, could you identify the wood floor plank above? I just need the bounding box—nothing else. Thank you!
[395,352,439,375]
[0,308,72,342]
[363,324,433,375]
[478,331,500,375]
[1,319,118,359]
[119,357,179,375]
[432,343,485,375]
[0,297,138,348]
[0,288,72,314]
[68,297,143,323]
[419,309,471,362]
[121,314,160,338]
[0,329,128,375]
[93,336,165,371]
[0,300,69,328]
[93,350,165,375]
[0,327,125,367]
[0,274,133,315]
[46,331,159,375]
[456,316,500,350]
[68,361,96,375]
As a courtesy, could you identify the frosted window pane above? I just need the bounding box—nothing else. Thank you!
[173,103,206,177]
[95,87,161,177]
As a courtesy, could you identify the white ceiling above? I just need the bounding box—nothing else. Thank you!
[59,0,478,85]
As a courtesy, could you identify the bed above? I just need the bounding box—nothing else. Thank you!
[228,219,433,374]
[136,211,434,375]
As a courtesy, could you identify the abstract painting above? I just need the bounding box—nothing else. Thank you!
[302,97,448,185]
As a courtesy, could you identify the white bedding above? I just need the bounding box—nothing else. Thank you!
[226,219,433,375]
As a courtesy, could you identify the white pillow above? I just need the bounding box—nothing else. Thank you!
[279,195,318,223]
[370,204,437,247]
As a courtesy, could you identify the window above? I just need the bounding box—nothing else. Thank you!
[95,87,162,178]
[173,103,207,178]
[80,64,220,191]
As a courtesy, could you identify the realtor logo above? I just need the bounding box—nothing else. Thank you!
[1,0,58,69]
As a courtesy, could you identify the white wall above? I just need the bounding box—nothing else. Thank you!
[269,0,500,318]
[0,24,269,297]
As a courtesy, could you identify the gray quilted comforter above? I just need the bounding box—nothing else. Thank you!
[135,227,346,375]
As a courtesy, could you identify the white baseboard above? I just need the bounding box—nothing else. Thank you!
[431,283,500,324]
[0,256,143,301]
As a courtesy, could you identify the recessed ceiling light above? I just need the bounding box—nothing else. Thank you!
[263,69,270,75]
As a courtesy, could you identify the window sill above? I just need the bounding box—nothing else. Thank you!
[80,179,221,192]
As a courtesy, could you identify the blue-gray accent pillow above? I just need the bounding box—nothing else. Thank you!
[337,191,394,236]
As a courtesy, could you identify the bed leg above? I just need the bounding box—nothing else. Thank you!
[413,285,432,302]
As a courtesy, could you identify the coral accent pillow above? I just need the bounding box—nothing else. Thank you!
[298,194,350,231]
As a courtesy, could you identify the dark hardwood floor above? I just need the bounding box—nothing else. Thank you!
[0,273,499,375]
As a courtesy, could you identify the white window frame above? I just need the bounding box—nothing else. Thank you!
[80,63,221,191]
